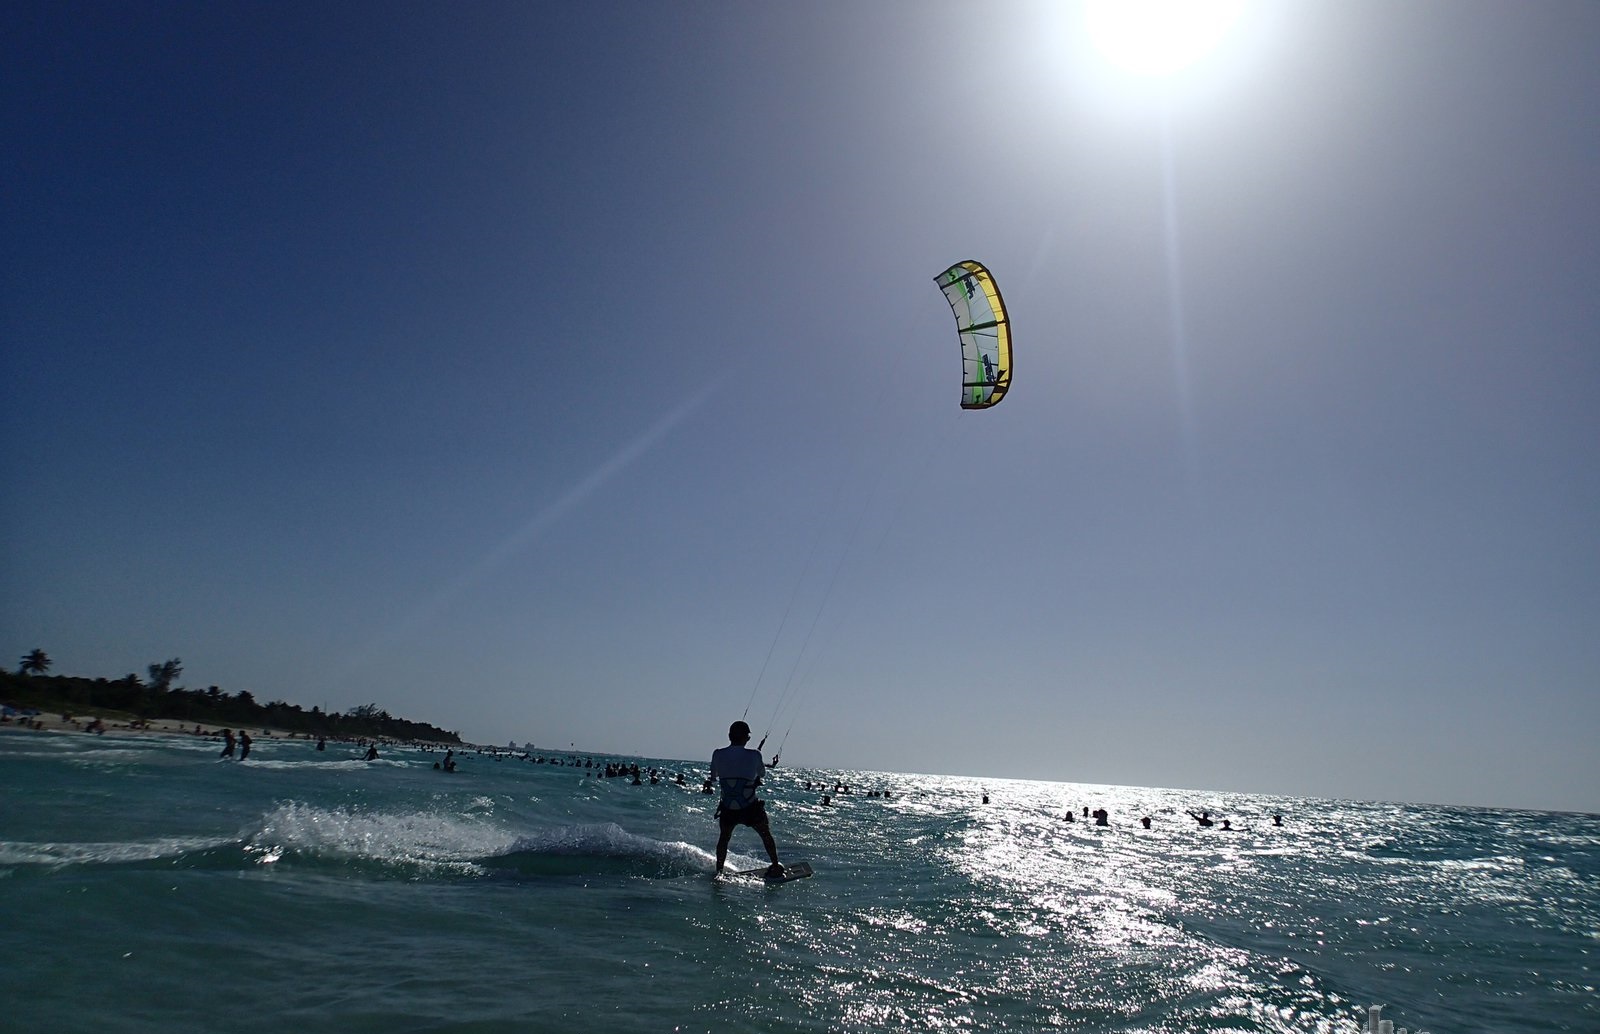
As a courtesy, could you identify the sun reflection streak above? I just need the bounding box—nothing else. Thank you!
[680,771,1594,1032]
[1161,102,1200,490]
[332,376,724,682]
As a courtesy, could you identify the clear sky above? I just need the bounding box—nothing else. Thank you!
[4,2,1597,813]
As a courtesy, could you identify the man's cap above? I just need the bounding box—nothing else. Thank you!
[729,720,752,741]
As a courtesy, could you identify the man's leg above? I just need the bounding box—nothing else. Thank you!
[755,811,780,874]
[715,825,734,873]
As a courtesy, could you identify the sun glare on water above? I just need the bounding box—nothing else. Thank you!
[1085,0,1250,77]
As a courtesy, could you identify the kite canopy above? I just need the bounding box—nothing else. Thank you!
[935,260,1011,409]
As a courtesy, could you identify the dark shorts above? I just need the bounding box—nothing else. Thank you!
[718,799,769,834]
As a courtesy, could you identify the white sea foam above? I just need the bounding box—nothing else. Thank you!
[237,758,377,771]
[250,800,518,864]
[0,835,236,867]
[64,748,162,765]
[500,821,710,869]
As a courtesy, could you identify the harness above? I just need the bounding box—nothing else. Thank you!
[719,775,759,811]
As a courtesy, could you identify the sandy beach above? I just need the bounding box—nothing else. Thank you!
[0,707,466,754]
[2,711,334,744]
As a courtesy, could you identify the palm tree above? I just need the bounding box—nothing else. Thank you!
[147,658,183,693]
[17,649,51,676]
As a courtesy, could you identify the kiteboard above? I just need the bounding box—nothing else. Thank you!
[731,861,813,884]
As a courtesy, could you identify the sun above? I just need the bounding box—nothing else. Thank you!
[1085,0,1249,78]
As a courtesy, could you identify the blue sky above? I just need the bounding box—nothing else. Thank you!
[4,2,1597,812]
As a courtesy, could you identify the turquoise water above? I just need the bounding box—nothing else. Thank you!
[1,729,1595,1033]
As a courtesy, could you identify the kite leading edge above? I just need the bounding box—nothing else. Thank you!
[935,260,1011,409]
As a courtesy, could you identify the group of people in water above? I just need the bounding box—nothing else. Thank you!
[800,781,896,807]
[217,728,252,760]
[1036,806,1286,831]
[1184,809,1285,831]
[209,726,386,762]
[1031,806,1288,831]
[601,762,686,785]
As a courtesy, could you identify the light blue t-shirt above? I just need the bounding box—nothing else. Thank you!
[710,744,766,811]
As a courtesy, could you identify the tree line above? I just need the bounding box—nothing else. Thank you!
[5,649,461,744]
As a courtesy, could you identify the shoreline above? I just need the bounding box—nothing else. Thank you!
[0,711,456,748]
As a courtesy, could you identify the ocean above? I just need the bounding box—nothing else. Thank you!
[1,728,1594,1033]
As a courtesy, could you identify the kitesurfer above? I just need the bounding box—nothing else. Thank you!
[1187,810,1215,828]
[710,720,781,878]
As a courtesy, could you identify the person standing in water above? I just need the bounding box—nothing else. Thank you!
[710,720,781,878]
[219,729,236,759]
[238,730,252,761]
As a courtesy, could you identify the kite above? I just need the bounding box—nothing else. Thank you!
[935,260,1012,409]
